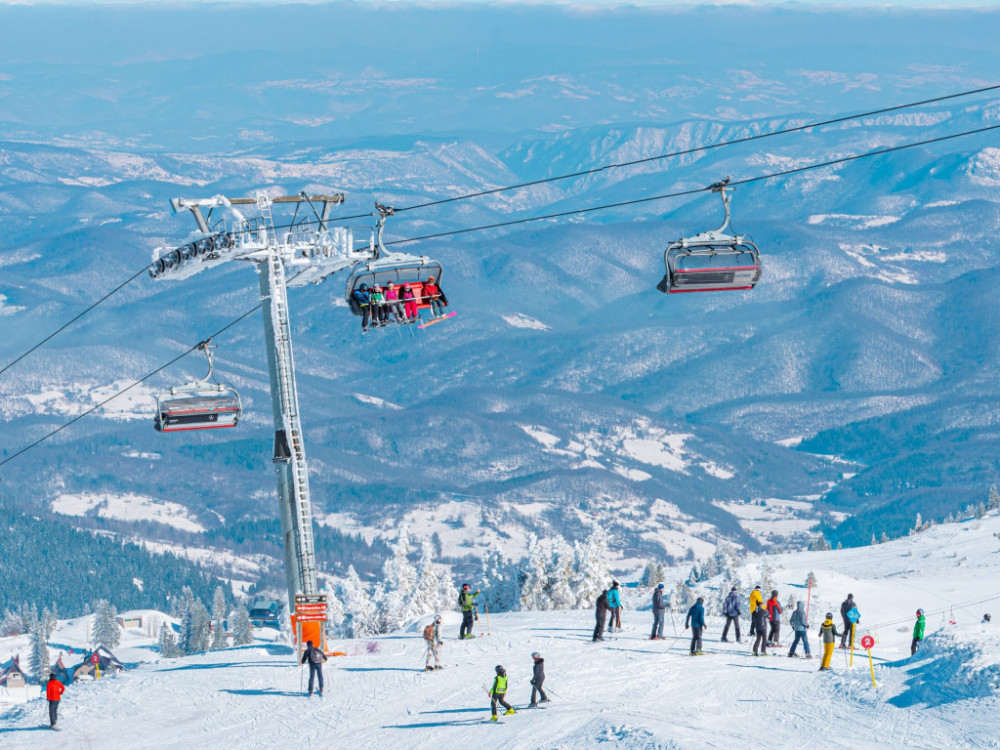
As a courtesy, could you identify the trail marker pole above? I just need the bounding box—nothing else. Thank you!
[485,605,491,636]
[847,607,860,668]
[861,635,876,688]
[477,606,484,637]
[805,577,813,624]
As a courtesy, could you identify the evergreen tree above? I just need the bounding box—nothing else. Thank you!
[545,536,577,610]
[177,587,196,655]
[880,531,890,544]
[338,566,377,638]
[408,538,445,619]
[671,580,694,612]
[639,561,664,588]
[572,526,612,607]
[158,622,180,658]
[29,610,50,683]
[836,541,843,550]
[870,533,878,546]
[188,600,211,654]
[480,545,520,613]
[759,562,776,597]
[0,609,24,637]
[806,571,818,587]
[379,527,418,630]
[91,599,121,649]
[231,605,254,646]
[210,587,229,651]
[989,486,1000,512]
[809,533,832,551]
[519,534,551,611]
[323,582,346,637]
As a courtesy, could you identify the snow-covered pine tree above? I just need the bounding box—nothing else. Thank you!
[338,565,377,638]
[91,599,121,649]
[639,562,659,588]
[0,609,24,637]
[408,538,444,620]
[759,562,776,597]
[230,604,254,646]
[480,544,520,613]
[808,533,832,551]
[379,526,418,630]
[989,486,1000,512]
[671,580,694,613]
[323,582,345,637]
[806,571,818,587]
[836,541,843,550]
[685,565,701,587]
[210,587,229,651]
[436,558,456,613]
[786,593,797,611]
[177,587,195,655]
[28,609,50,682]
[189,600,211,654]
[158,622,180,657]
[870,533,878,546]
[546,536,577,610]
[519,534,551,611]
[572,526,612,608]
[880,531,890,544]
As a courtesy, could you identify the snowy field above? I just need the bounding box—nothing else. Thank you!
[4,516,1000,748]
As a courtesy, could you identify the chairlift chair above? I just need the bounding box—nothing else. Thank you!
[344,203,448,319]
[657,178,763,294]
[155,340,242,432]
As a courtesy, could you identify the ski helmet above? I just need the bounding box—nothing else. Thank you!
[495,665,505,676]
[435,615,442,623]
[825,612,833,619]
[531,652,540,660]
[984,614,992,622]
[771,590,778,597]
[916,609,924,616]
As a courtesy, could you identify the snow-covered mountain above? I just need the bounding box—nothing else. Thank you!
[1,3,1000,592]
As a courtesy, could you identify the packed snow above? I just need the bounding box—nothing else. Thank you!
[51,492,206,533]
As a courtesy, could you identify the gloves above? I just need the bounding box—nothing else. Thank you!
[474,614,479,621]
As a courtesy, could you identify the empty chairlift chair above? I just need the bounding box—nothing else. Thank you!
[155,340,242,432]
[657,178,763,294]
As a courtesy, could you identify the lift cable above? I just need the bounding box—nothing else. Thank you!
[378,122,1000,247]
[0,306,261,470]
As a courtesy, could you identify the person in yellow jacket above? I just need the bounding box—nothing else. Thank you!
[818,613,842,671]
[489,665,515,721]
[748,585,764,636]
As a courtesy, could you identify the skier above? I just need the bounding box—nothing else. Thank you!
[748,585,763,636]
[751,603,769,656]
[766,590,783,647]
[606,581,622,632]
[721,586,741,643]
[424,615,444,670]
[300,639,327,697]
[529,652,549,707]
[401,282,419,321]
[839,594,858,648]
[489,665,515,721]
[352,283,373,332]
[458,583,480,639]
[788,601,811,658]
[384,281,406,322]
[594,589,609,642]
[650,583,667,640]
[911,609,925,656]
[423,275,448,318]
[46,672,64,729]
[819,613,841,671]
[685,597,706,655]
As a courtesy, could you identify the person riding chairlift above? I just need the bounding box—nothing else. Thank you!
[352,283,373,332]
[401,282,418,321]
[422,276,448,318]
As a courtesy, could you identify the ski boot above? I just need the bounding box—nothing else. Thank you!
[490,715,498,722]
[503,708,516,716]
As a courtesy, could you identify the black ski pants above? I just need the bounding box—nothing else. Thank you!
[360,305,372,330]
[530,678,548,705]
[749,611,757,636]
[491,691,512,716]
[911,637,921,656]
[48,700,59,727]
[460,610,474,638]
[593,613,606,641]
[841,618,853,647]
[722,615,741,641]
[768,621,781,645]
[307,663,324,695]
[689,626,703,653]
[753,632,767,655]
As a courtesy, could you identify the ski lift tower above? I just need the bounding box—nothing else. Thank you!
[150,192,372,611]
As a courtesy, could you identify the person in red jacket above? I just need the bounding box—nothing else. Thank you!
[422,276,448,318]
[46,672,65,728]
[766,590,783,647]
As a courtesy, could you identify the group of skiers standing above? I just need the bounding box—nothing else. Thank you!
[592,581,623,641]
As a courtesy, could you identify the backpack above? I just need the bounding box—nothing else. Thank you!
[308,647,324,665]
[423,624,435,641]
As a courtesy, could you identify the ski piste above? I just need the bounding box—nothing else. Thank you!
[417,311,457,329]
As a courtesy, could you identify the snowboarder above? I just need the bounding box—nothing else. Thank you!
[529,652,549,706]
[766,590,783,646]
[46,672,64,729]
[301,640,327,697]
[819,613,841,671]
[751,604,769,656]
[685,597,706,655]
[748,585,763,636]
[839,594,858,648]
[594,589,609,641]
[424,615,444,670]
[606,581,622,632]
[788,601,811,658]
[489,665,515,721]
[721,586,741,643]
[911,609,925,656]
[458,583,480,639]
[650,583,667,640]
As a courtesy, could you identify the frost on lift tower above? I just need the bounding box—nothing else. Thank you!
[657,178,763,294]
[150,192,369,611]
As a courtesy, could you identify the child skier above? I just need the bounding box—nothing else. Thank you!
[529,652,549,706]
[490,665,515,721]
[424,615,443,670]
[819,613,841,671]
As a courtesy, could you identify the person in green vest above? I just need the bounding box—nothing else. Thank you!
[458,583,480,639]
[911,608,926,656]
[489,664,515,721]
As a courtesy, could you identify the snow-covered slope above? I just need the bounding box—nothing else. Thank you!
[4,514,1000,748]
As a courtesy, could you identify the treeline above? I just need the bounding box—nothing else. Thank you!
[0,505,225,616]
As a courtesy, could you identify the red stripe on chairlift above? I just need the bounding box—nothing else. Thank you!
[673,266,758,273]
[668,286,754,293]
[161,423,238,432]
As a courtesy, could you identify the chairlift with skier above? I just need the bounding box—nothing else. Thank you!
[154,340,242,432]
[657,178,762,294]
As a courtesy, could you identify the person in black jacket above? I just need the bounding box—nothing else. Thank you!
[301,640,328,697]
[840,594,858,648]
[594,590,609,641]
[751,606,769,656]
[529,652,549,706]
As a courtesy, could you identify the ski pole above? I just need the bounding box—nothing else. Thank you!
[477,606,484,637]
[485,604,491,637]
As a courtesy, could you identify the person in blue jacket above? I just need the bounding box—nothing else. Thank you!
[606,581,622,632]
[685,597,707,655]
[352,283,373,332]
